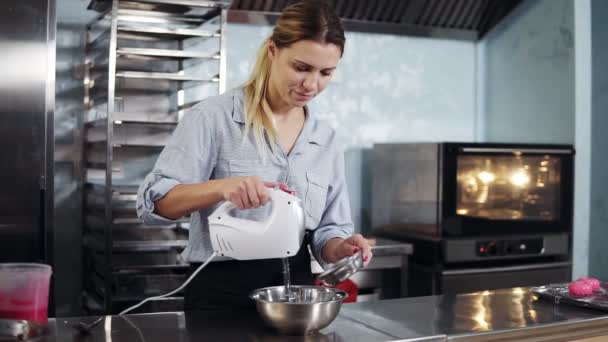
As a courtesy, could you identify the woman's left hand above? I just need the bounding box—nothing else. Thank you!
[321,234,376,267]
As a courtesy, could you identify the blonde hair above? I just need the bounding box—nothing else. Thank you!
[242,0,345,158]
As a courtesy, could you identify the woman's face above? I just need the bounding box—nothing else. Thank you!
[268,39,341,108]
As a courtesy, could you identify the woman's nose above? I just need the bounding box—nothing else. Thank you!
[302,73,317,92]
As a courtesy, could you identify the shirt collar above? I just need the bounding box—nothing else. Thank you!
[231,87,326,147]
[232,88,246,124]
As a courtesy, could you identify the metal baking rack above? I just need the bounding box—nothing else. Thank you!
[82,0,230,314]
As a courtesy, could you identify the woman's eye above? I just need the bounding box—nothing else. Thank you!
[322,71,333,77]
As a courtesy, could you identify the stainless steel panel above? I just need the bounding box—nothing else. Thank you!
[45,1,57,272]
[371,143,440,237]
[0,0,55,263]
[54,22,86,316]
[441,262,572,276]
[443,234,570,263]
[440,263,571,295]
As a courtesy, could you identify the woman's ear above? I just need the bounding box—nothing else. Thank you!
[267,40,278,61]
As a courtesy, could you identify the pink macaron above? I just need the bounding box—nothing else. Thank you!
[569,281,593,296]
[576,277,601,291]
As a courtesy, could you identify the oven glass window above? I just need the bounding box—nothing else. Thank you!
[456,155,561,220]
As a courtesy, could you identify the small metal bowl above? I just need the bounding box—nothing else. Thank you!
[250,285,348,335]
[317,251,364,286]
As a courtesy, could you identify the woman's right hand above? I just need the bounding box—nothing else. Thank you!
[219,176,270,210]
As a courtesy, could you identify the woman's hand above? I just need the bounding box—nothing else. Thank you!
[321,234,376,267]
[220,177,291,210]
[220,176,270,209]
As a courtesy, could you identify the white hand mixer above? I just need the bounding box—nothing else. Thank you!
[207,187,306,260]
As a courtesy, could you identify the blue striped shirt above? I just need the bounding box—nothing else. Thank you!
[136,88,353,267]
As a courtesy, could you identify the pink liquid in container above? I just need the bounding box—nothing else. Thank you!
[0,263,52,325]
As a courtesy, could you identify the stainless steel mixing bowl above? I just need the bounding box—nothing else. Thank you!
[249,285,348,335]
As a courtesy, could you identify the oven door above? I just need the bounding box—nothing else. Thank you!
[440,262,572,295]
[408,261,571,297]
[441,144,574,237]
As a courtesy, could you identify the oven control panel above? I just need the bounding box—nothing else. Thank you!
[476,238,544,257]
[443,234,568,263]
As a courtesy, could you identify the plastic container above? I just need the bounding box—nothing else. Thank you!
[0,263,52,325]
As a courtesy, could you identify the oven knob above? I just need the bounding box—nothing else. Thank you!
[486,242,497,256]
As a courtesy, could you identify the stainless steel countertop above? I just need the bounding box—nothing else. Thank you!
[45,287,608,341]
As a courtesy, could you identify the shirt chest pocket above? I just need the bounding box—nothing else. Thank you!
[304,171,329,229]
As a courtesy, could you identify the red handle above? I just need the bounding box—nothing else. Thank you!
[263,181,296,195]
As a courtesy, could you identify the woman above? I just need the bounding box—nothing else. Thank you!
[136,0,373,311]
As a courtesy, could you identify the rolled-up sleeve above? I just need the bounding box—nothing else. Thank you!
[310,149,354,268]
[136,110,216,225]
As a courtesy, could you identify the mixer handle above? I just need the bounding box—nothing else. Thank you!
[214,187,284,214]
[210,189,286,235]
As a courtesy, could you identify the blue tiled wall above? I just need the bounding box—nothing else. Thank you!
[478,0,575,144]
[588,0,608,280]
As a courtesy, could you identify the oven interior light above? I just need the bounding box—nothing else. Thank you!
[457,209,468,215]
[510,170,530,187]
[477,171,495,184]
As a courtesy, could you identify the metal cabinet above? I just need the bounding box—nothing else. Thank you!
[82,0,229,314]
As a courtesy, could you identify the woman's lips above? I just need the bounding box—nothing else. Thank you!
[293,91,313,101]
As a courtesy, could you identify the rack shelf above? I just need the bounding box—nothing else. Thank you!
[113,264,190,273]
[116,70,219,82]
[116,10,209,25]
[127,0,230,8]
[86,117,179,127]
[117,47,220,60]
[87,141,167,149]
[118,25,220,39]
[85,237,188,252]
[86,213,189,228]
